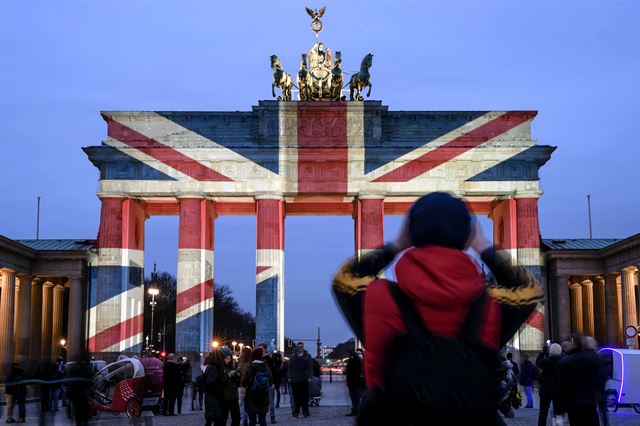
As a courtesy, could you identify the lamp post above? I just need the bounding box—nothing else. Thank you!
[232,341,237,354]
[59,338,67,360]
[148,287,159,354]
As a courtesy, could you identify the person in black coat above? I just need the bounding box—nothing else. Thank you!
[556,335,607,426]
[163,353,181,416]
[345,350,365,416]
[536,343,562,426]
[271,352,284,408]
[5,363,27,423]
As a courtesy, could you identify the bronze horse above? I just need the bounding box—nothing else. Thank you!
[297,54,310,101]
[271,55,293,101]
[330,51,344,101]
[349,53,373,101]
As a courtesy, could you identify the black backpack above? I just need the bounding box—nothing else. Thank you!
[358,284,499,425]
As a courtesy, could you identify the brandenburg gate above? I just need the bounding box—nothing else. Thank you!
[83,8,554,358]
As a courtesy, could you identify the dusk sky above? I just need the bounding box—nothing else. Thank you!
[1,1,638,346]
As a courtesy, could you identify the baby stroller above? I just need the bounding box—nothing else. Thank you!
[308,376,322,407]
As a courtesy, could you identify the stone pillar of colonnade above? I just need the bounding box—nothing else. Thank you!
[490,196,544,351]
[29,278,43,362]
[41,281,54,361]
[0,269,16,377]
[67,276,85,360]
[580,279,595,338]
[552,276,572,342]
[620,267,639,349]
[89,197,146,357]
[604,273,622,347]
[176,196,215,358]
[51,284,65,359]
[255,196,285,353]
[14,274,32,364]
[569,282,584,335]
[592,276,607,345]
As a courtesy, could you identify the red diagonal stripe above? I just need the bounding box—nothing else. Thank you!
[176,279,214,314]
[525,309,544,332]
[104,116,232,182]
[88,313,144,353]
[256,266,272,275]
[373,111,536,182]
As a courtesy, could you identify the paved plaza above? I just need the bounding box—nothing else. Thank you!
[5,377,640,425]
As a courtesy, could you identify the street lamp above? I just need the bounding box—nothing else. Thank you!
[232,341,237,354]
[148,287,159,354]
[212,340,219,349]
[239,343,244,353]
[59,338,67,360]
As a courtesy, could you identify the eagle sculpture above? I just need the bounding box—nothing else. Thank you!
[305,6,326,20]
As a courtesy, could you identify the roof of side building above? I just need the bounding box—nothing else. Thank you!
[16,239,95,251]
[542,238,621,250]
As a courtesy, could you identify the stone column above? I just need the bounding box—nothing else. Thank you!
[176,196,216,356]
[67,277,85,360]
[14,274,32,363]
[41,282,54,361]
[621,267,639,348]
[581,279,595,337]
[604,274,621,347]
[354,195,385,258]
[90,197,146,355]
[255,196,285,352]
[592,276,607,345]
[553,276,572,341]
[617,280,623,343]
[51,284,65,358]
[29,278,43,361]
[0,269,16,377]
[569,282,584,334]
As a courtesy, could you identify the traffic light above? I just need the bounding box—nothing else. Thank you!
[160,352,166,360]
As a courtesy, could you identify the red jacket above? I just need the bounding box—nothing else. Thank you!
[362,246,501,390]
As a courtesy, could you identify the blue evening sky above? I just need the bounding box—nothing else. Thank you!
[1,1,638,346]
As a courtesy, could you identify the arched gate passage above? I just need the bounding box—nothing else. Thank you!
[84,101,555,358]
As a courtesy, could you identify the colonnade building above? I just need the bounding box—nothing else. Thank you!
[0,236,93,376]
[543,234,640,349]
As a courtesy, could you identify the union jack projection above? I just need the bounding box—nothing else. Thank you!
[85,100,554,354]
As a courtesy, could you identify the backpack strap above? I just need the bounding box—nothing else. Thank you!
[388,282,489,346]
[388,282,433,343]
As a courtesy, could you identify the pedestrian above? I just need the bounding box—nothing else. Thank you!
[241,347,273,426]
[280,357,289,396]
[520,353,535,408]
[498,351,516,419]
[50,357,65,412]
[176,357,187,414]
[536,342,562,426]
[218,346,241,426]
[65,352,94,426]
[259,345,277,424]
[238,346,253,426]
[507,353,519,381]
[163,353,180,416]
[271,352,283,408]
[556,334,607,426]
[332,192,544,425]
[5,363,27,423]
[203,349,225,426]
[288,342,313,418]
[345,350,364,417]
[193,370,204,411]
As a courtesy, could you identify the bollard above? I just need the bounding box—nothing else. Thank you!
[330,369,333,383]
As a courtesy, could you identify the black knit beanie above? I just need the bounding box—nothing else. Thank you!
[408,192,471,249]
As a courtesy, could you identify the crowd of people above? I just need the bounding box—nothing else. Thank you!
[179,340,316,426]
